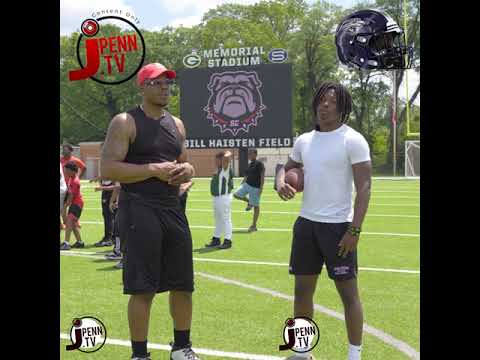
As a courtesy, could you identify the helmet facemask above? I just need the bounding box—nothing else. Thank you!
[366,31,413,69]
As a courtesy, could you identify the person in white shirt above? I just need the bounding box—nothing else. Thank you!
[205,151,234,249]
[60,161,68,213]
[276,83,372,360]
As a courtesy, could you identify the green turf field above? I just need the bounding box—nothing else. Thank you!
[60,177,419,360]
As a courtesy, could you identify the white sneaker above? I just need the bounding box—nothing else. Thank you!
[170,342,200,360]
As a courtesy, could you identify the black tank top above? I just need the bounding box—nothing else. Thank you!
[121,106,182,207]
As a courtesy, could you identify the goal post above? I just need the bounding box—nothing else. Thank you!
[404,140,420,178]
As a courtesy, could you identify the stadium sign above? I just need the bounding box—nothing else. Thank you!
[180,63,293,148]
[183,46,289,69]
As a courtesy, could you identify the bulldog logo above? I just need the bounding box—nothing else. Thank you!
[204,71,266,136]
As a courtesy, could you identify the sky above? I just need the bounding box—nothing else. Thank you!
[60,0,419,105]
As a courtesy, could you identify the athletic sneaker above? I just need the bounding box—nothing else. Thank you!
[95,237,113,247]
[71,241,85,249]
[247,225,257,232]
[205,237,221,248]
[170,342,200,360]
[131,353,151,360]
[114,259,124,269]
[60,242,71,250]
[105,251,122,260]
[218,239,232,249]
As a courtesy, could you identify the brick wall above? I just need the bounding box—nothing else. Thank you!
[79,142,102,179]
[187,149,239,177]
[77,142,240,178]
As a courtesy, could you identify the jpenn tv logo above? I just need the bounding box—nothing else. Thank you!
[66,316,107,353]
[69,15,145,85]
[279,317,320,353]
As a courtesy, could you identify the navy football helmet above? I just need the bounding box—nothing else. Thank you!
[335,9,413,70]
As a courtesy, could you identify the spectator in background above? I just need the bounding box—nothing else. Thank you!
[60,162,68,221]
[233,148,265,232]
[105,186,123,269]
[206,151,234,249]
[91,177,121,247]
[60,144,86,177]
[60,162,85,250]
[60,144,87,228]
[60,161,67,211]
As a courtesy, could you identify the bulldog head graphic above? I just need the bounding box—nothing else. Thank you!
[204,71,266,136]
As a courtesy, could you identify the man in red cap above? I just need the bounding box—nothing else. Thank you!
[100,63,199,360]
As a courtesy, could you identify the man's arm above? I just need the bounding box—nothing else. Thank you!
[259,164,265,194]
[222,151,232,170]
[64,192,73,207]
[89,176,101,183]
[351,161,372,228]
[275,157,302,200]
[337,160,372,258]
[78,160,87,178]
[179,180,194,196]
[100,113,177,183]
[168,116,195,185]
[109,187,120,212]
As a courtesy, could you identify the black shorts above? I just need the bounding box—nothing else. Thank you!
[68,204,83,220]
[118,192,194,295]
[289,217,357,281]
[179,192,188,213]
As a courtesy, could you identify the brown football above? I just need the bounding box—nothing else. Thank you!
[285,168,304,192]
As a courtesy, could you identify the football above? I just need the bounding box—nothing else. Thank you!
[285,168,304,192]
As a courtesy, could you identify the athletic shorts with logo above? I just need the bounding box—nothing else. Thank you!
[289,217,357,281]
[118,191,194,295]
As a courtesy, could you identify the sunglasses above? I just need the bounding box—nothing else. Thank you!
[143,78,175,87]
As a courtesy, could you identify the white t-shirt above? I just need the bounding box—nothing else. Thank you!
[290,124,371,223]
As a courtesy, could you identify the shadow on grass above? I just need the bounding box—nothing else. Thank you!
[232,229,251,234]
[192,247,222,254]
[96,265,122,272]
[91,258,117,263]
[94,249,115,254]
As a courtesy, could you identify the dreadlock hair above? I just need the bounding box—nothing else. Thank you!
[311,82,352,125]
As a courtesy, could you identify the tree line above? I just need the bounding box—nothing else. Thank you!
[60,0,420,175]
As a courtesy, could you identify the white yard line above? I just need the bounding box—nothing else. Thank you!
[59,256,419,358]
[59,333,284,360]
[81,207,419,219]
[62,251,419,274]
[78,221,419,237]
[196,272,420,359]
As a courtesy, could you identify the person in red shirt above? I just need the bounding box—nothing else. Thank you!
[60,144,86,229]
[60,144,86,176]
[60,162,85,250]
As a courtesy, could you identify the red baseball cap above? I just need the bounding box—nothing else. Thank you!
[137,63,176,86]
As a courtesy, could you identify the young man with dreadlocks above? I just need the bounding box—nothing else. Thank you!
[276,83,372,360]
